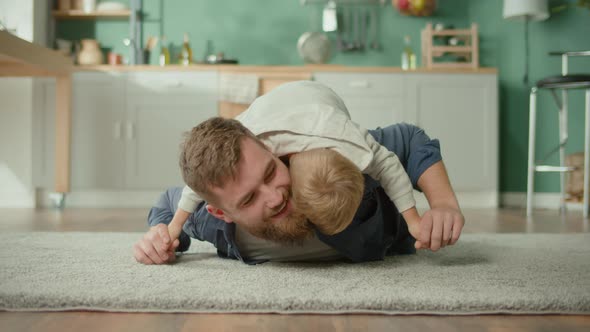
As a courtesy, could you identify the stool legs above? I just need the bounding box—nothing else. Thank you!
[584,89,590,218]
[527,88,538,217]
[559,89,568,214]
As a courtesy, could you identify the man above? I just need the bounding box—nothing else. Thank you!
[133,82,464,265]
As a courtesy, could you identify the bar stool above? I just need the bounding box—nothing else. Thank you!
[526,50,590,218]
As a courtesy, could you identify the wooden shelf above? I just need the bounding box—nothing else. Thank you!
[431,29,473,36]
[430,46,473,53]
[52,10,131,19]
[421,23,479,69]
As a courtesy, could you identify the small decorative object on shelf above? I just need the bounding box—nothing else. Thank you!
[421,23,479,69]
[180,33,193,65]
[159,36,170,66]
[58,0,71,10]
[401,35,416,70]
[77,39,104,65]
[393,0,436,16]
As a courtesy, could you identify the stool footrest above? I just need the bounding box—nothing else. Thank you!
[534,165,576,172]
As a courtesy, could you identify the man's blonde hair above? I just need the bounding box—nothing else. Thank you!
[290,149,364,235]
[179,117,260,204]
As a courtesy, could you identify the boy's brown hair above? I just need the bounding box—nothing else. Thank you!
[179,117,260,204]
[290,149,364,235]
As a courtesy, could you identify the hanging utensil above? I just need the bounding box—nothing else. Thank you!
[369,7,382,51]
[336,6,345,51]
[322,0,337,32]
[297,31,332,64]
[353,7,360,50]
[359,9,367,52]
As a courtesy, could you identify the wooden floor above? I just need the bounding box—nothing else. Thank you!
[1,207,589,332]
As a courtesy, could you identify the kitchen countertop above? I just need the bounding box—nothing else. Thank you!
[0,31,74,195]
[77,64,497,74]
[0,31,73,76]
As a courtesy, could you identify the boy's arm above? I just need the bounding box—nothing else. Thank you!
[168,208,191,241]
[364,131,416,214]
[135,187,190,265]
[363,131,422,233]
[168,185,203,241]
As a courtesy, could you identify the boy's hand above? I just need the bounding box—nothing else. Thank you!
[414,207,464,251]
[401,207,425,249]
[168,223,183,244]
[133,224,179,265]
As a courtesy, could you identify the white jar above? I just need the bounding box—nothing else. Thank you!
[82,0,96,13]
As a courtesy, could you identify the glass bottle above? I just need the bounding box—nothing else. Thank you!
[401,35,416,70]
[180,32,193,66]
[158,36,170,66]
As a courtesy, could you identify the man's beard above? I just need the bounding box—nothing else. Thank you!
[246,208,313,246]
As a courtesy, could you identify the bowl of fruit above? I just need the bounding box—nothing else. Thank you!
[393,0,436,16]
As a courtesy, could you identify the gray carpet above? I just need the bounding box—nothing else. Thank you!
[0,232,589,315]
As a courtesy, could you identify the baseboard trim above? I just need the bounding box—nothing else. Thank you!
[501,192,583,211]
[415,190,498,209]
[15,189,503,209]
[36,189,165,208]
[0,191,36,208]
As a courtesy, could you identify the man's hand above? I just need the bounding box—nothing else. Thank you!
[414,207,464,251]
[133,224,180,265]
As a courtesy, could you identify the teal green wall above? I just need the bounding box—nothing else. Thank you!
[468,0,590,193]
[57,0,590,194]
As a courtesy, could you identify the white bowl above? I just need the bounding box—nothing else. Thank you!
[96,2,127,11]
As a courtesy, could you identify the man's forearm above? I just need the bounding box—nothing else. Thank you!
[416,160,460,210]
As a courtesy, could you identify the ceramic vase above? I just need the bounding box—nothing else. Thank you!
[77,39,103,65]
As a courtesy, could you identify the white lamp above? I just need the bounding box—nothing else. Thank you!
[503,0,549,85]
[503,0,549,21]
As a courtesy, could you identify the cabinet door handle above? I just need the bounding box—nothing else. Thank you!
[113,121,122,140]
[126,122,134,140]
[348,80,370,88]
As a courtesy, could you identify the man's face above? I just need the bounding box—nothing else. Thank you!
[208,137,312,244]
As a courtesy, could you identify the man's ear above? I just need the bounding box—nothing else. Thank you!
[206,204,233,223]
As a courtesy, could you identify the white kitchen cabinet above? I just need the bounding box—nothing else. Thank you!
[313,72,407,130]
[71,72,126,189]
[314,71,498,207]
[124,71,218,189]
[32,78,56,190]
[34,73,126,190]
[405,73,498,200]
[35,71,218,195]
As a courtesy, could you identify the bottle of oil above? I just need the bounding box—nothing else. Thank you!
[401,35,416,70]
[158,36,170,66]
[180,33,193,66]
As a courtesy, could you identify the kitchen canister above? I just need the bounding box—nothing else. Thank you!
[73,0,96,12]
[77,39,104,65]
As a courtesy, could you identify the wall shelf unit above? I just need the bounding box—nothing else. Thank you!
[49,0,142,65]
[52,10,131,19]
[421,23,479,69]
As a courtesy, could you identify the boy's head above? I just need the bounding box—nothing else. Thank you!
[289,148,364,235]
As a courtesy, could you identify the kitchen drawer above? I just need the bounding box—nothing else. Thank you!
[74,71,123,83]
[126,71,218,96]
[313,72,404,97]
[341,96,405,130]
